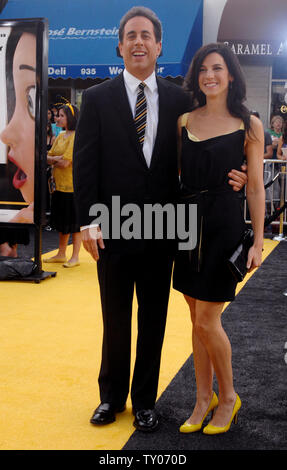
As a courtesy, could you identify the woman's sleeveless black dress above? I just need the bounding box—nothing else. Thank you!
[173,116,247,302]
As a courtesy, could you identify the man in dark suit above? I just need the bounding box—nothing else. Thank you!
[73,6,246,432]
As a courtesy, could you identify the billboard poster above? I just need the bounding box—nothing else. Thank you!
[0,18,48,225]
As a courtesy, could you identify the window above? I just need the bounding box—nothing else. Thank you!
[270,80,287,120]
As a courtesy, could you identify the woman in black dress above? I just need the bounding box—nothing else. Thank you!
[173,43,265,434]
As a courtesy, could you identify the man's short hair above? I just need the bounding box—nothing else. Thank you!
[119,6,162,43]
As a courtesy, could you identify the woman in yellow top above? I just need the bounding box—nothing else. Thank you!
[44,104,81,267]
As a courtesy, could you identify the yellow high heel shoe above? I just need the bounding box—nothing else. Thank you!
[203,393,241,435]
[179,391,218,433]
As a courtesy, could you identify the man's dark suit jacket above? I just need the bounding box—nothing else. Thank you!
[73,73,191,253]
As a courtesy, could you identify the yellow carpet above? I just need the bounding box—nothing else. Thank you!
[0,238,278,450]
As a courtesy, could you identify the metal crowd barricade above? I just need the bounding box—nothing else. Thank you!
[244,159,287,239]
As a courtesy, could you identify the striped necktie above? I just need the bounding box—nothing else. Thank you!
[134,82,147,146]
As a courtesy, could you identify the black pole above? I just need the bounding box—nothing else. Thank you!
[34,223,42,275]
[30,19,56,282]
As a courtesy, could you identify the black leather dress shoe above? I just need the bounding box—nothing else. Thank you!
[90,403,126,425]
[133,409,159,432]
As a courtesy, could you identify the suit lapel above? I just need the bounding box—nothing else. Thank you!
[109,73,148,169]
[150,77,168,169]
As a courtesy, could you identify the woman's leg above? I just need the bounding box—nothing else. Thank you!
[68,232,81,263]
[184,295,214,424]
[0,242,17,257]
[194,300,237,427]
[43,232,69,262]
[47,232,69,260]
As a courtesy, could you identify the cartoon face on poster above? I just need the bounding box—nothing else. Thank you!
[0,22,37,223]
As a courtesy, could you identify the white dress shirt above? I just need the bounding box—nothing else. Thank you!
[81,69,159,231]
[123,68,159,168]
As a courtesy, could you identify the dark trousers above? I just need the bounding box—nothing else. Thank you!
[97,245,174,411]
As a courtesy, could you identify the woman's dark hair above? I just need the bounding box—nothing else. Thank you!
[118,6,162,43]
[6,24,37,121]
[184,42,251,133]
[48,106,55,123]
[47,121,53,137]
[250,110,260,118]
[59,104,79,131]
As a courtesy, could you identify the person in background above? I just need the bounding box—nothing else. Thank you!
[48,106,62,138]
[250,111,272,159]
[266,115,284,210]
[276,120,287,227]
[47,121,56,151]
[277,119,287,160]
[44,104,81,268]
[267,115,283,159]
[44,121,56,228]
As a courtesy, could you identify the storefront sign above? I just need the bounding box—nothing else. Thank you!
[48,64,170,79]
[223,40,287,57]
[49,26,119,39]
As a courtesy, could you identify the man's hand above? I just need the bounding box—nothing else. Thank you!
[81,226,105,261]
[228,163,247,191]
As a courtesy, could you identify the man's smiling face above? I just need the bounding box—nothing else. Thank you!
[118,16,162,81]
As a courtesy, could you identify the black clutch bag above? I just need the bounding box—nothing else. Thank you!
[227,228,254,282]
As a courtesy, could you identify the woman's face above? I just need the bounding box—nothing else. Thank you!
[57,109,68,130]
[0,32,36,204]
[198,52,233,99]
[273,118,283,133]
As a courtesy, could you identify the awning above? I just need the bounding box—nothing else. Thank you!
[0,0,203,79]
[217,0,287,59]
